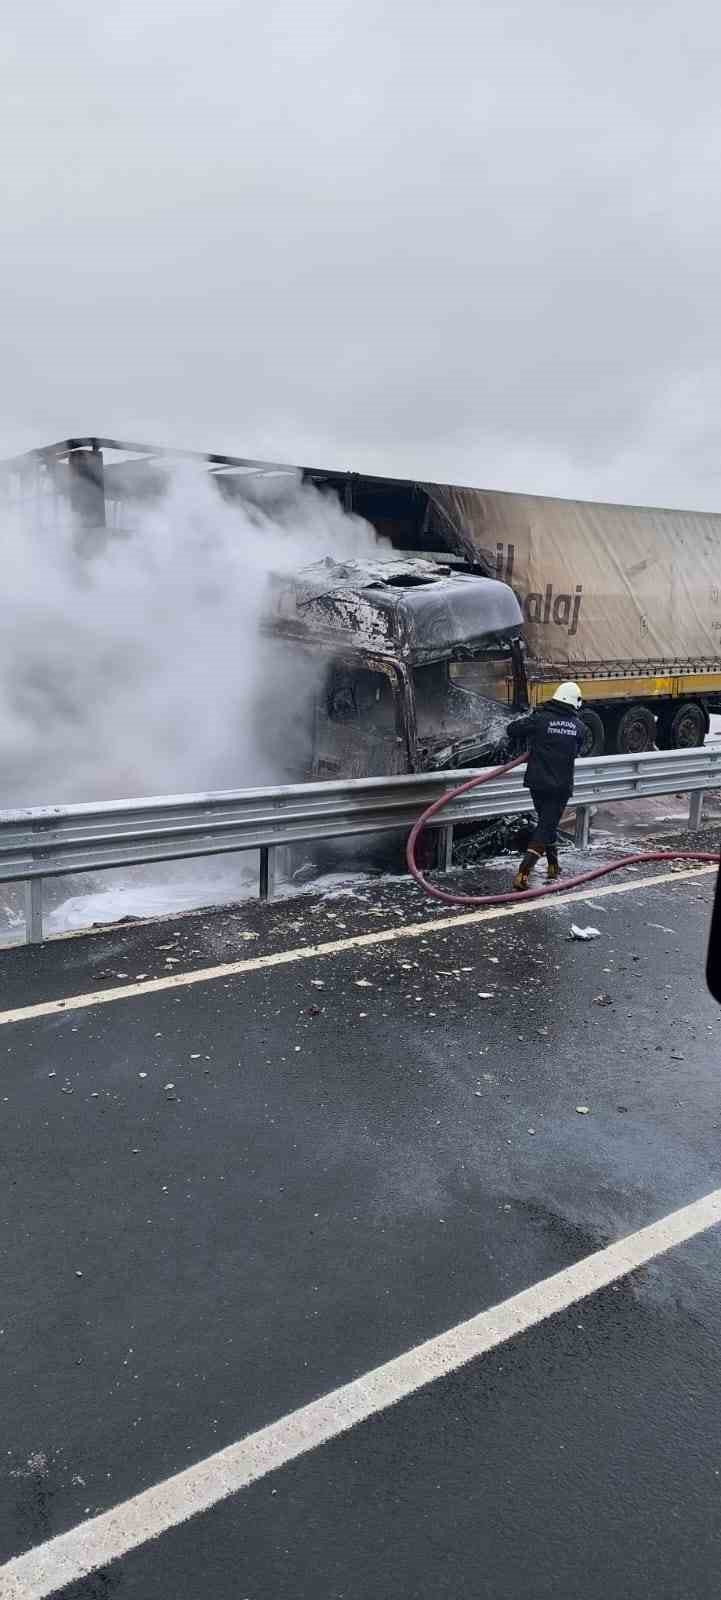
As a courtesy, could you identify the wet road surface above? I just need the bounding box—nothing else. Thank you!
[1,858,720,1597]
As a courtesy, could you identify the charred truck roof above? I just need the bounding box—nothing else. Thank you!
[269,556,524,666]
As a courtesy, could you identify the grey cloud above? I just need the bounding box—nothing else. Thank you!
[3,0,721,507]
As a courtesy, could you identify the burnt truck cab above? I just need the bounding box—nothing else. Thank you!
[267,555,527,780]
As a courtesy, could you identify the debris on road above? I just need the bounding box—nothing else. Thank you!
[569,924,601,941]
[292,860,316,883]
[453,812,535,863]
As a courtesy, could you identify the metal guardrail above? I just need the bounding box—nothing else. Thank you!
[3,744,721,943]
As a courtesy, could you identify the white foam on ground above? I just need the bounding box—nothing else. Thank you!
[0,861,391,946]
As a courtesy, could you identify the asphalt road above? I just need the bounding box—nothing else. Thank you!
[1,856,720,1597]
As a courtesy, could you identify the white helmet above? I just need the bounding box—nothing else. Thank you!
[553,681,582,710]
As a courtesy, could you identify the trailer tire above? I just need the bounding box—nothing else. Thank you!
[614,704,656,754]
[579,708,605,756]
[670,701,707,748]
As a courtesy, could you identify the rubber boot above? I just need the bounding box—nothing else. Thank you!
[513,848,542,892]
[546,845,560,882]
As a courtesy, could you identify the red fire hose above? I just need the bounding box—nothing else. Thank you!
[406,752,718,907]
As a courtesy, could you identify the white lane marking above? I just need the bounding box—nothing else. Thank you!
[0,865,713,1029]
[4,1185,721,1599]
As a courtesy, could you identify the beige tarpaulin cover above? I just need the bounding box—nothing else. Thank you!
[425,483,721,670]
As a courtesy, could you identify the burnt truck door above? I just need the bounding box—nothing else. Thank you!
[310,655,415,779]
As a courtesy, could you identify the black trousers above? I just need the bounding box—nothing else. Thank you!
[529,787,570,851]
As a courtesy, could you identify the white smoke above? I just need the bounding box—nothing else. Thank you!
[0,464,385,807]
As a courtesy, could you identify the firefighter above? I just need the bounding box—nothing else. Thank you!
[507,682,586,890]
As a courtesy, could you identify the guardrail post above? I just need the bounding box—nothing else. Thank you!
[438,824,454,872]
[24,878,43,944]
[574,807,591,849]
[259,846,276,902]
[689,790,705,830]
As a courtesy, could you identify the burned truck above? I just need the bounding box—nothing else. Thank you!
[266,554,527,781]
[8,438,721,761]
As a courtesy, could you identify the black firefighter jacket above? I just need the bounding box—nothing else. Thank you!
[509,701,586,795]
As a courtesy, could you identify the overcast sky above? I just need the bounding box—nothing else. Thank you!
[3,0,721,507]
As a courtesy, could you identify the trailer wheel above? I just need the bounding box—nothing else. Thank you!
[670,701,706,748]
[579,708,605,756]
[614,704,656,754]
